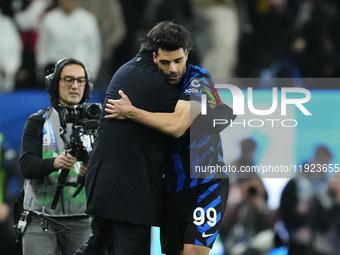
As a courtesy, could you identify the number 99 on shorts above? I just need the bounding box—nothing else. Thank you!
[193,207,217,227]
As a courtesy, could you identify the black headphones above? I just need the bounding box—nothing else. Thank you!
[45,58,94,103]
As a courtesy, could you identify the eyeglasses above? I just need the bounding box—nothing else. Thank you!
[60,76,87,87]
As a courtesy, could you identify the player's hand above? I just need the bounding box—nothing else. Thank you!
[105,90,132,120]
[53,151,77,170]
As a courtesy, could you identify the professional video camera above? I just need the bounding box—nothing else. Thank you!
[64,103,102,135]
[51,103,102,212]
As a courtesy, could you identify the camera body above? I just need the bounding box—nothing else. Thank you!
[64,103,102,137]
[65,103,102,123]
[74,103,102,121]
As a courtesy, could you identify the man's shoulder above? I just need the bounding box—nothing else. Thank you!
[117,54,166,83]
[22,110,46,134]
[187,64,211,76]
[133,54,159,73]
[28,108,48,122]
[182,64,215,91]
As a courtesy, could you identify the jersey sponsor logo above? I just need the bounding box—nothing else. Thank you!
[202,232,214,238]
[184,78,222,111]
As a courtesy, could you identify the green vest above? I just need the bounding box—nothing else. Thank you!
[23,107,89,216]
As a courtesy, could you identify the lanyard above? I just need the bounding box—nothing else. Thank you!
[43,113,59,155]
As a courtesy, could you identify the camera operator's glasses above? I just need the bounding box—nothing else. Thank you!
[60,76,87,87]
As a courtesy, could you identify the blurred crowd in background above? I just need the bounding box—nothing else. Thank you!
[1,0,340,254]
[1,0,340,95]
[219,140,340,255]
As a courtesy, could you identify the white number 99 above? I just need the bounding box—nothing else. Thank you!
[193,207,217,227]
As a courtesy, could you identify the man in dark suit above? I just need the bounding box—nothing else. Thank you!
[74,22,192,255]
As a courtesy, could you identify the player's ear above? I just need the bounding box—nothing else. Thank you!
[153,52,157,64]
[185,49,189,60]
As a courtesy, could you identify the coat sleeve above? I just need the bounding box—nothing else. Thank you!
[19,113,56,179]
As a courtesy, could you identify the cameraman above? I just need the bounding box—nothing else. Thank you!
[19,58,93,255]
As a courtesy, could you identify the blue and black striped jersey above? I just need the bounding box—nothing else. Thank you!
[166,64,228,192]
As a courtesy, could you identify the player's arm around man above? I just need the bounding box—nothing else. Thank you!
[106,89,200,137]
[105,90,234,137]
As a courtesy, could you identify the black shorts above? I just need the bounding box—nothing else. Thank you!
[160,178,229,254]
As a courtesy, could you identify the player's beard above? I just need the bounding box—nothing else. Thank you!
[163,66,186,85]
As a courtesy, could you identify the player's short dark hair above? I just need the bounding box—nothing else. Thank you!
[140,21,193,55]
